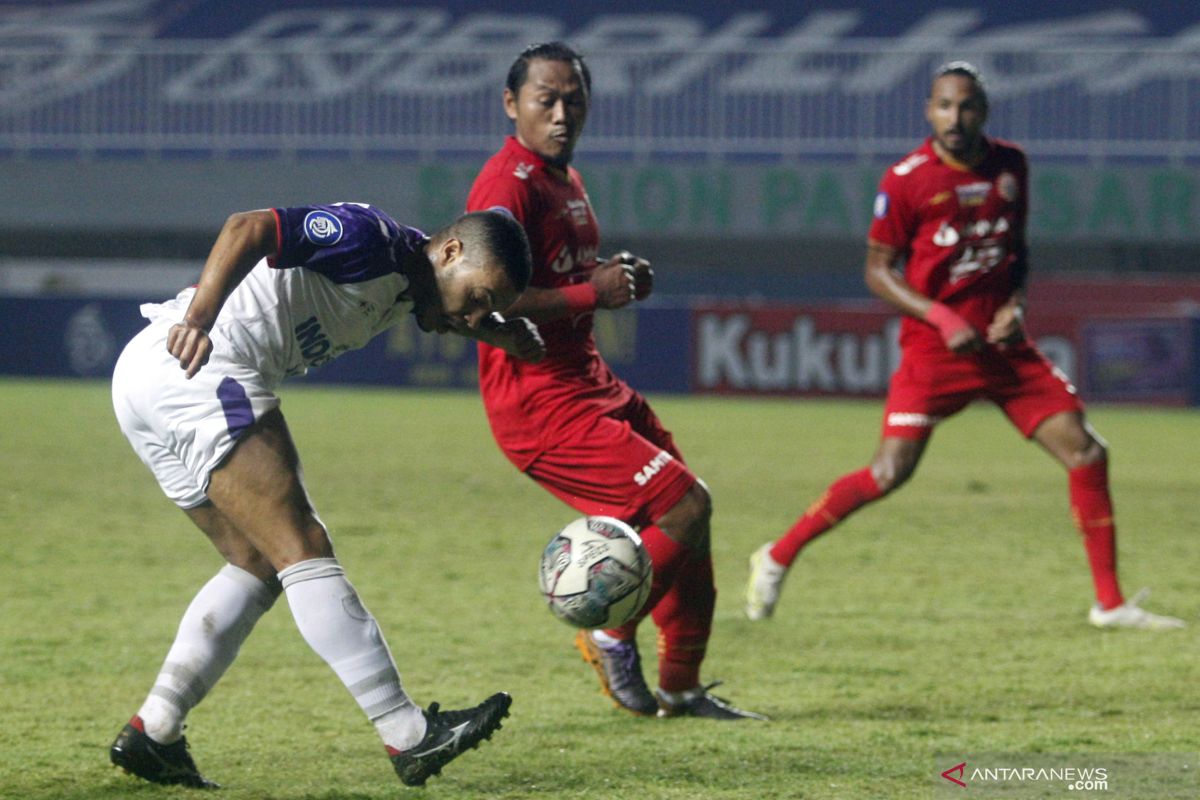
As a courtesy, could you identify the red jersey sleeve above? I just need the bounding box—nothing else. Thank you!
[868,167,917,250]
[467,169,534,227]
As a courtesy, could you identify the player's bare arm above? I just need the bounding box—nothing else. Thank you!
[169,210,278,378]
[864,239,982,354]
[986,290,1028,345]
[501,251,651,322]
[452,313,546,362]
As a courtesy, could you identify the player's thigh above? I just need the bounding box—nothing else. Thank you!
[527,414,696,528]
[621,391,685,462]
[991,346,1083,439]
[205,408,332,569]
[113,323,210,508]
[114,325,283,504]
[881,351,977,440]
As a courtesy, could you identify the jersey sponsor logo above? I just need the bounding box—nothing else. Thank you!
[303,210,343,245]
[514,162,535,180]
[886,412,940,429]
[954,181,992,206]
[941,215,1012,281]
[633,450,675,487]
[873,192,889,219]
[997,171,1019,201]
[892,153,928,176]
[932,222,960,247]
[294,315,331,363]
[550,244,599,274]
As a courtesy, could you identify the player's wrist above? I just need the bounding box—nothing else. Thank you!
[925,302,971,338]
[560,282,598,313]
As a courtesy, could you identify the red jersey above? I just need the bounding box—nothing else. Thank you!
[869,136,1028,352]
[467,136,634,466]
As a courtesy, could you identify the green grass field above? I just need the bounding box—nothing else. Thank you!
[2,378,1198,799]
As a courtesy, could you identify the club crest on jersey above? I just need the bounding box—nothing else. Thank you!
[997,171,1019,202]
[303,210,343,245]
[873,192,889,219]
[955,181,992,206]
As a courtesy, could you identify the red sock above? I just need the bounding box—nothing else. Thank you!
[602,524,687,640]
[1069,460,1124,610]
[770,467,883,566]
[650,551,714,692]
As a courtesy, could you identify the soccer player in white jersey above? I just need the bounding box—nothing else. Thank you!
[108,203,543,788]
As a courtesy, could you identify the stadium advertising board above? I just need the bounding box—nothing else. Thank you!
[5,1,1200,162]
[1,294,1194,405]
[417,163,1200,243]
[0,296,691,393]
[690,301,1200,406]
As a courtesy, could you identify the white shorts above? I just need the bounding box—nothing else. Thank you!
[112,321,281,508]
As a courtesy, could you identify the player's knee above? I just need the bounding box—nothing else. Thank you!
[872,456,916,494]
[1070,436,1108,469]
[657,481,711,548]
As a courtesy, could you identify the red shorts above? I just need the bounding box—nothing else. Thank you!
[525,392,696,528]
[883,342,1083,440]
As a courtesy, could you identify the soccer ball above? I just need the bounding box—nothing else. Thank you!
[538,516,653,629]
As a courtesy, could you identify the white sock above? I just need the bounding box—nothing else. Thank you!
[279,558,425,750]
[591,629,625,649]
[138,564,278,744]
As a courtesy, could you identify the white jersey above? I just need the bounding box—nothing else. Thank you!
[140,203,426,388]
[113,203,428,507]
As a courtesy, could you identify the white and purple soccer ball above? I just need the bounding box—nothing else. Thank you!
[538,516,653,629]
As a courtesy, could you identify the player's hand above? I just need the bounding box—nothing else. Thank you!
[480,314,546,362]
[925,302,982,354]
[166,322,213,379]
[986,304,1026,347]
[591,251,651,309]
[621,251,654,301]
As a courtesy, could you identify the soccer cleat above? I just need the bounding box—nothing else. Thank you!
[745,542,788,621]
[109,715,218,789]
[1088,589,1185,631]
[387,692,512,787]
[655,681,768,721]
[574,629,658,716]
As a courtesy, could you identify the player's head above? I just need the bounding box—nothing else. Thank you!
[417,209,533,333]
[926,61,989,161]
[503,42,590,168]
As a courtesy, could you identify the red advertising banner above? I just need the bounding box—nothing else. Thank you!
[690,300,1198,404]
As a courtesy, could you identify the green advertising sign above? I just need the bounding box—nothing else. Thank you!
[416,161,1200,241]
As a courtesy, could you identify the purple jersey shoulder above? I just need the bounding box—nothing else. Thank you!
[273,203,427,283]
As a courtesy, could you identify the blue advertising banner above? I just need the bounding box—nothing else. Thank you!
[0,296,691,394]
[1083,317,1200,405]
[294,304,691,394]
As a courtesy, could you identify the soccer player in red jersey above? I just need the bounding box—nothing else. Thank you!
[745,62,1183,631]
[468,42,764,719]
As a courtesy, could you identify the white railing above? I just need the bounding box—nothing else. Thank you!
[1,43,1198,161]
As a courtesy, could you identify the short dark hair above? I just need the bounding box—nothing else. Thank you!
[932,60,988,105]
[505,41,591,98]
[448,209,532,292]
